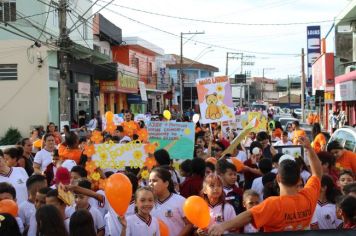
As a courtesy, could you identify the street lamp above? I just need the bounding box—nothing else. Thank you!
[180,31,205,116]
[261,67,275,101]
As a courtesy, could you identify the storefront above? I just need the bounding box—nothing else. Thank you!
[146,89,167,114]
[335,71,356,126]
[99,71,138,114]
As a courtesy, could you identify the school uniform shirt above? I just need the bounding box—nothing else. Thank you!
[236,151,248,183]
[88,189,109,218]
[126,213,160,236]
[244,223,259,233]
[300,170,311,185]
[104,201,135,236]
[0,167,28,204]
[310,201,343,229]
[16,216,24,234]
[223,186,244,214]
[251,176,264,201]
[34,148,53,172]
[249,175,321,232]
[19,200,35,228]
[66,204,105,233]
[207,202,236,233]
[151,193,186,236]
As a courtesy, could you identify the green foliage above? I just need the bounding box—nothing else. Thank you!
[0,127,22,145]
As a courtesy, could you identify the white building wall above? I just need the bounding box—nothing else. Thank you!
[0,40,50,137]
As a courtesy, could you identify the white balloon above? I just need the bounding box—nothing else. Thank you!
[192,114,200,123]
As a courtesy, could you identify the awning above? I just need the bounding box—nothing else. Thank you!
[335,70,356,84]
[127,94,147,104]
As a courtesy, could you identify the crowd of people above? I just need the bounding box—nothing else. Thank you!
[0,110,355,236]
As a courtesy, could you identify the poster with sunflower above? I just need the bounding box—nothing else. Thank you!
[147,121,195,159]
[196,76,235,124]
[90,141,156,170]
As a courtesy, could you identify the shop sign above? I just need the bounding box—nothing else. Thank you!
[78,82,91,95]
[138,81,148,101]
[307,26,321,91]
[335,80,356,101]
[312,53,334,95]
[100,81,117,92]
[118,73,138,91]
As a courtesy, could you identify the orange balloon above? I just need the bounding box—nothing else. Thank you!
[33,139,42,148]
[183,196,210,228]
[105,111,114,121]
[158,219,169,236]
[0,199,18,217]
[231,157,244,172]
[104,173,132,216]
[205,157,217,165]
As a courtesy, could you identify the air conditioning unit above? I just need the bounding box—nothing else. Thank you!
[345,65,356,73]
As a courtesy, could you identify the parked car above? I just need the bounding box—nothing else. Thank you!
[278,117,298,130]
[327,126,356,152]
[294,108,302,118]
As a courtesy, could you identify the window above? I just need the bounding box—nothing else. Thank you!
[52,9,58,27]
[0,0,16,22]
[0,64,18,80]
[81,18,88,39]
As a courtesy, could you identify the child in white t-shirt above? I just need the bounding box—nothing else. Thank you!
[120,187,161,236]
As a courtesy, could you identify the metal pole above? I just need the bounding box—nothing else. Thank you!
[180,33,183,116]
[262,68,264,101]
[288,75,291,108]
[59,0,70,124]
[247,84,250,106]
[301,48,306,122]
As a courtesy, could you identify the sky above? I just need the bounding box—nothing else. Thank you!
[93,0,352,79]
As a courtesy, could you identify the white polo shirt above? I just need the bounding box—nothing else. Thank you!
[151,193,186,236]
[19,200,35,228]
[34,148,53,172]
[104,201,135,236]
[251,176,264,201]
[208,202,236,233]
[0,167,28,204]
[310,201,343,229]
[126,213,160,236]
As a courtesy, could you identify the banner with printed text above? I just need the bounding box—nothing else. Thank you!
[147,121,194,159]
[196,76,235,124]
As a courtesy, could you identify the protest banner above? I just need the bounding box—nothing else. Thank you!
[147,121,195,159]
[196,76,235,124]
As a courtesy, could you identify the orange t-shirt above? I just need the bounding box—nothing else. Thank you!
[122,121,139,138]
[292,129,306,144]
[249,176,321,232]
[336,150,356,173]
[312,133,326,153]
[58,144,82,164]
[273,128,283,139]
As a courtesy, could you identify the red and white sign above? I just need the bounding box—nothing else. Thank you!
[312,53,334,95]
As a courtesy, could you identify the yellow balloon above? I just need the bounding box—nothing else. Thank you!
[163,110,171,120]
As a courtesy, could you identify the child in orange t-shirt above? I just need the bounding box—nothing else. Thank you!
[208,137,322,235]
[327,141,356,173]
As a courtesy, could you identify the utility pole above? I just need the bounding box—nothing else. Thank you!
[301,48,306,122]
[58,0,71,125]
[288,75,291,108]
[180,31,204,115]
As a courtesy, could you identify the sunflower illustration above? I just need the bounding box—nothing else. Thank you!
[216,85,224,92]
[133,150,143,160]
[141,170,150,180]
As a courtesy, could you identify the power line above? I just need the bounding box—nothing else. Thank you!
[98,4,299,56]
[100,0,342,26]
[16,9,56,20]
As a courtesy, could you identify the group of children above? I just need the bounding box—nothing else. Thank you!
[0,124,356,236]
